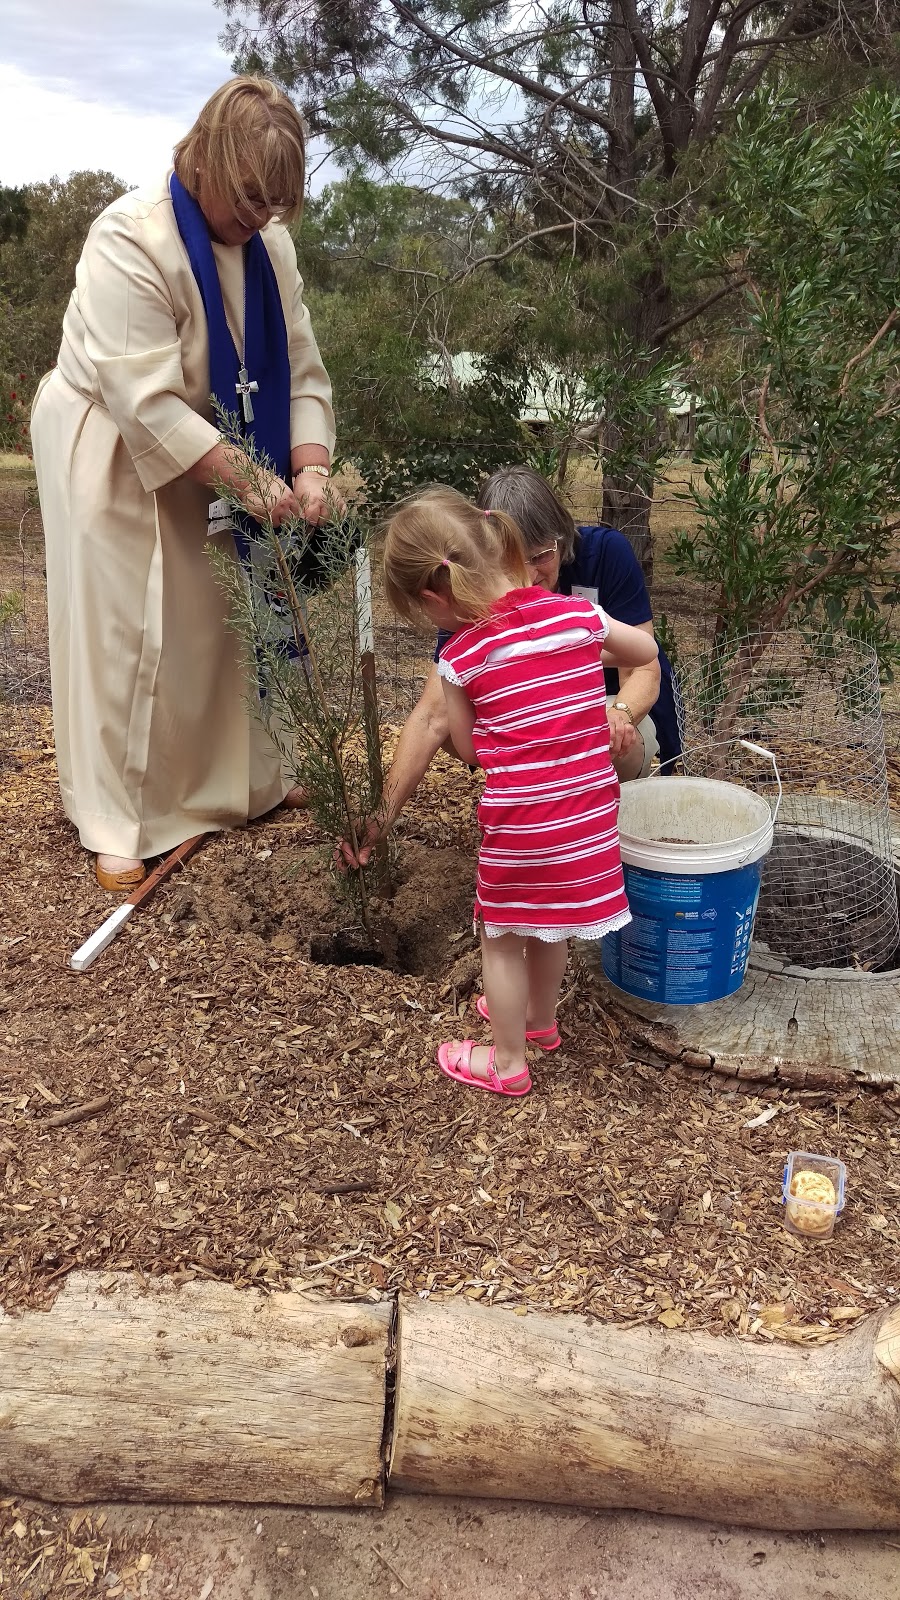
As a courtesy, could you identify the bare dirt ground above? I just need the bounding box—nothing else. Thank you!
[3,1493,900,1600]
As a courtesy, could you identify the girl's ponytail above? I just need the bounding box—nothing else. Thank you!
[383,485,530,628]
[483,509,530,587]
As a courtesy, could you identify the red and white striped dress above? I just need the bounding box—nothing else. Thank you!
[438,587,631,942]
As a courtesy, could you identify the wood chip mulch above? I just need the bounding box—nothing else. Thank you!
[0,1502,155,1600]
[2,708,899,1356]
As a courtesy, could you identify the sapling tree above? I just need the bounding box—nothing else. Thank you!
[669,88,900,735]
[208,414,385,940]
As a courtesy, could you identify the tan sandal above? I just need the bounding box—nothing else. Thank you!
[95,859,146,893]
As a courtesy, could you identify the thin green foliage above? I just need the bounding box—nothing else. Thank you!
[667,88,900,753]
[670,89,900,673]
[207,411,384,941]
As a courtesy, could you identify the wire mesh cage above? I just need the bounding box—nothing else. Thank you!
[0,486,49,770]
[676,628,899,972]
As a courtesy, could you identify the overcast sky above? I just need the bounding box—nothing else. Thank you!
[0,0,337,190]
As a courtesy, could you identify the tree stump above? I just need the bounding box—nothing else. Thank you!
[0,1274,390,1506]
[390,1296,900,1530]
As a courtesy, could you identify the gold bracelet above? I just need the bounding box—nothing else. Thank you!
[294,464,330,478]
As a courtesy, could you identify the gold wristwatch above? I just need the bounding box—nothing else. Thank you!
[611,700,634,725]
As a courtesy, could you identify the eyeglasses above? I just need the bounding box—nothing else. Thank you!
[237,185,287,224]
[527,539,562,568]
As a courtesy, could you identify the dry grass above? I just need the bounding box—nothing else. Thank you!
[1,455,47,743]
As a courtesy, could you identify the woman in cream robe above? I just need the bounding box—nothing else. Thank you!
[31,98,335,876]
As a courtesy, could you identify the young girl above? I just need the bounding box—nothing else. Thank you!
[383,486,659,1097]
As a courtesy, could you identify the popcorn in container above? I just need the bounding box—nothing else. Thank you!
[782,1151,846,1240]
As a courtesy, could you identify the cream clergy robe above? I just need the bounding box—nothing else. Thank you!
[31,177,336,860]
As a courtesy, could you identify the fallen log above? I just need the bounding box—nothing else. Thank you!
[4,1275,898,1530]
[390,1296,900,1530]
[0,1273,390,1507]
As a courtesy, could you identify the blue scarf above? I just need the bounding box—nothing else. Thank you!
[171,172,322,667]
[169,172,291,555]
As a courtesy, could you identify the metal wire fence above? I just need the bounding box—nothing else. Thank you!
[676,628,899,971]
[0,480,48,765]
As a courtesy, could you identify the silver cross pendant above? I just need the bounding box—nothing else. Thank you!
[236,364,259,425]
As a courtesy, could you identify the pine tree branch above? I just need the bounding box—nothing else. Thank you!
[388,0,619,137]
[694,0,806,142]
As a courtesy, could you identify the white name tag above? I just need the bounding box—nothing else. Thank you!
[207,496,234,536]
[571,584,599,605]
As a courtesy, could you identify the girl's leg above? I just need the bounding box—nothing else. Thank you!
[524,937,568,1033]
[460,929,529,1083]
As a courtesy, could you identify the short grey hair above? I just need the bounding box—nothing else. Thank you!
[476,466,577,564]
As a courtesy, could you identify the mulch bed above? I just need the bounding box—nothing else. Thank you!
[4,479,900,1600]
[0,1504,153,1600]
[2,706,899,1349]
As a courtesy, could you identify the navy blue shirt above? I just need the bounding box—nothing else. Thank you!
[435,522,681,769]
[557,525,681,768]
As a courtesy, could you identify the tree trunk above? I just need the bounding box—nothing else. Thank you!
[390,1296,900,1530]
[0,1273,391,1507]
[596,0,658,584]
[600,449,655,582]
[599,259,674,588]
[604,0,637,205]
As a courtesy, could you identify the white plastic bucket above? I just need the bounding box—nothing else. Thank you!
[602,776,775,1005]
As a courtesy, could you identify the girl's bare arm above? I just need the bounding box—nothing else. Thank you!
[601,615,660,669]
[441,679,478,766]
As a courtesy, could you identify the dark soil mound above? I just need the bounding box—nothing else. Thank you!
[756,833,899,971]
[165,838,477,981]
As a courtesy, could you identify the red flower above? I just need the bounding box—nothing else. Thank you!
[10,391,16,400]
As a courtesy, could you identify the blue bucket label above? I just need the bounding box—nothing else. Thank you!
[602,861,763,1006]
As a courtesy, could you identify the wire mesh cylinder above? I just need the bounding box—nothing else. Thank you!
[676,629,899,971]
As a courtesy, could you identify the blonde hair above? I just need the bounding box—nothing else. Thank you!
[174,76,307,225]
[383,486,530,628]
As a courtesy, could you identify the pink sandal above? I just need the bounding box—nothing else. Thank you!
[475,994,561,1052]
[437,1040,531,1097]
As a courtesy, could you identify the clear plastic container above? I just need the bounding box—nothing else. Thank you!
[782,1151,847,1240]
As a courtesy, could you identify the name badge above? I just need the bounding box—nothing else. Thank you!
[207,496,234,536]
[571,584,599,605]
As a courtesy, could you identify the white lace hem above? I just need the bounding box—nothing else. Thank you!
[481,909,632,944]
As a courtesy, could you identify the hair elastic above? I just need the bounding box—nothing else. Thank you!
[441,557,451,567]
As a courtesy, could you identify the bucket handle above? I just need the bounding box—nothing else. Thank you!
[738,740,782,826]
[655,736,782,864]
[671,735,782,826]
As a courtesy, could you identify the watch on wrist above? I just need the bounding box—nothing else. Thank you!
[611,700,634,725]
[294,463,330,479]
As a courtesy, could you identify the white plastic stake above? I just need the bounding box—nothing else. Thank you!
[354,546,374,655]
[738,739,783,823]
[70,903,135,972]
